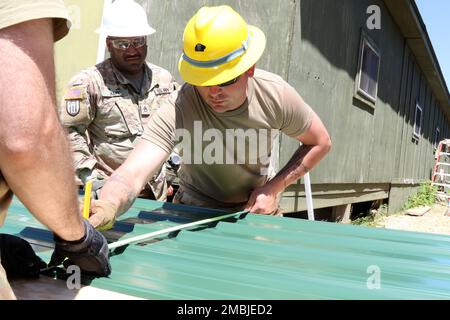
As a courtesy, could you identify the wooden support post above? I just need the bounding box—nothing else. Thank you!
[332,204,352,223]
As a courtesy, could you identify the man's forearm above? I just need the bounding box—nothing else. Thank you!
[98,139,171,215]
[99,173,139,215]
[268,143,329,193]
[267,111,332,195]
[271,145,312,190]
[0,19,84,241]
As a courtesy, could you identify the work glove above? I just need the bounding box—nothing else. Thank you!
[49,220,111,277]
[87,199,118,231]
[0,234,46,279]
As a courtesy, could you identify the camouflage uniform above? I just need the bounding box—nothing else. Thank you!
[59,59,178,200]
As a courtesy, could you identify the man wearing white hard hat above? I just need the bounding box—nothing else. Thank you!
[59,0,178,229]
[89,5,331,229]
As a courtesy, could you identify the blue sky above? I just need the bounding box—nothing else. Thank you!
[416,0,450,90]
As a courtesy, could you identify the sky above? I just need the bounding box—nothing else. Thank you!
[416,0,450,91]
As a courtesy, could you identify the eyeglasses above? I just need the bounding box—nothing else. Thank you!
[215,75,241,88]
[110,37,146,50]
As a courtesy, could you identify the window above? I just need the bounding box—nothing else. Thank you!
[413,103,422,139]
[434,127,440,148]
[355,32,380,105]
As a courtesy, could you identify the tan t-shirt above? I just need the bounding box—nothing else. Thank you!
[0,0,70,226]
[142,69,313,208]
[0,0,70,41]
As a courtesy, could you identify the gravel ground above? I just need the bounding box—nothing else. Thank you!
[380,204,450,235]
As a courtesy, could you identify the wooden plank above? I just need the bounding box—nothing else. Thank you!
[284,182,390,195]
[331,204,352,223]
[10,276,143,300]
[281,190,389,212]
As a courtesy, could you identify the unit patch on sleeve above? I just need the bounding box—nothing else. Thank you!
[64,87,83,117]
[66,100,80,116]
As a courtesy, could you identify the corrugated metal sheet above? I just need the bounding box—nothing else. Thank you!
[2,197,450,299]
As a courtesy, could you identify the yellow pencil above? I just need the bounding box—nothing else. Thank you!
[82,179,93,219]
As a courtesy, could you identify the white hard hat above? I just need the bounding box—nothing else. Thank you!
[96,0,156,37]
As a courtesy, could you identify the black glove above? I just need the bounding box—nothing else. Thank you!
[49,220,111,277]
[0,234,46,279]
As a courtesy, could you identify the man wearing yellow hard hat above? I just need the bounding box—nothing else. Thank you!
[90,5,331,228]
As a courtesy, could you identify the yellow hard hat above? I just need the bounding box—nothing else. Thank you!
[178,5,266,86]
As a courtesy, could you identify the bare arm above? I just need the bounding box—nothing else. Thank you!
[0,19,84,240]
[246,112,331,214]
[270,112,331,191]
[99,139,170,215]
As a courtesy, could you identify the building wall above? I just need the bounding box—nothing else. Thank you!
[285,0,448,182]
[281,0,449,211]
[139,0,296,81]
[54,0,104,102]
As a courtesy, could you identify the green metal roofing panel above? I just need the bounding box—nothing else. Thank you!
[2,197,450,299]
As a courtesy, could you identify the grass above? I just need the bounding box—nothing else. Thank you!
[352,181,438,227]
[352,204,388,227]
[402,181,437,210]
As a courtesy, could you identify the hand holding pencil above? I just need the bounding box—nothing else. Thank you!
[81,176,118,231]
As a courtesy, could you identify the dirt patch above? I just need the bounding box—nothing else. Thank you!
[380,204,450,235]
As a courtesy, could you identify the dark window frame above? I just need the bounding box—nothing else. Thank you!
[413,102,423,140]
[354,31,381,107]
[434,127,440,149]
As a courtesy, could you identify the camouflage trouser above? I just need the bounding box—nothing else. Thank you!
[148,166,168,201]
[173,187,283,216]
[0,256,16,300]
[137,168,167,201]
